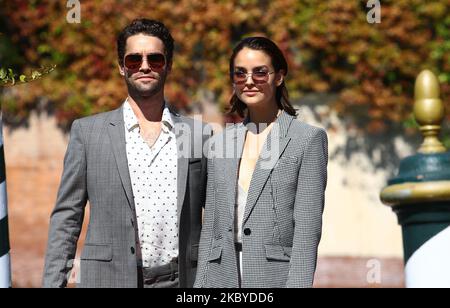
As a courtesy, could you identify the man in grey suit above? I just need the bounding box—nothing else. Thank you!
[43,19,211,288]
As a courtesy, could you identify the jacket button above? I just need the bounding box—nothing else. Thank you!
[131,247,135,254]
[244,228,251,236]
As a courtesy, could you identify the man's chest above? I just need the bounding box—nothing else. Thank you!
[126,131,178,184]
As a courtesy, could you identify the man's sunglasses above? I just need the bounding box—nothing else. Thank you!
[233,68,274,85]
[124,53,166,70]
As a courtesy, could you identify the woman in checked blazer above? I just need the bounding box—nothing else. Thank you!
[195,37,328,288]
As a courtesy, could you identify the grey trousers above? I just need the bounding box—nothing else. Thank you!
[138,258,179,288]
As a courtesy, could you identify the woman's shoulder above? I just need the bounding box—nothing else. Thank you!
[288,117,327,142]
[287,119,328,157]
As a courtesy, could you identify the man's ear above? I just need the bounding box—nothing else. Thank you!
[118,63,125,76]
[166,60,173,73]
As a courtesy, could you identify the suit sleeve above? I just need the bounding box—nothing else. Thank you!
[42,120,88,288]
[194,137,216,288]
[286,128,328,288]
[200,124,213,209]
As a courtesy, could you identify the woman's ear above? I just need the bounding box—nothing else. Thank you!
[276,70,285,87]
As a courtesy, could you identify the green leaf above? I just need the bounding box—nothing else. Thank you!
[442,134,450,150]
[438,73,449,83]
[19,75,27,82]
[403,114,419,129]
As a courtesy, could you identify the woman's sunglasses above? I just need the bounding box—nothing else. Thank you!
[233,68,274,85]
[124,53,166,70]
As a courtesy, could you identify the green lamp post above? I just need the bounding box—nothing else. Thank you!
[380,70,450,288]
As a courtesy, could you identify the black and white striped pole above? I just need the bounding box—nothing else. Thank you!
[0,111,11,288]
[381,70,450,287]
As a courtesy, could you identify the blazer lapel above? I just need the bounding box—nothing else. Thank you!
[243,111,294,224]
[170,112,189,226]
[107,106,135,213]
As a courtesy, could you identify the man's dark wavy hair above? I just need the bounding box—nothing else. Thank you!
[117,18,174,67]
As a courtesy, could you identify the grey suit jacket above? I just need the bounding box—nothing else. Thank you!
[195,111,328,288]
[42,105,211,288]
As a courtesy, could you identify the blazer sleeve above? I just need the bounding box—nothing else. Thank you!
[42,119,88,288]
[286,128,328,288]
[194,140,216,288]
[200,124,213,209]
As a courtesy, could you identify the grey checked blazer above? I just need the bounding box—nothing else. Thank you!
[195,111,328,288]
[43,105,211,288]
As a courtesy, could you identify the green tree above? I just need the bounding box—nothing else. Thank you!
[0,0,449,133]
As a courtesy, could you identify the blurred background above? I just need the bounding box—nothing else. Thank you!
[1,0,450,287]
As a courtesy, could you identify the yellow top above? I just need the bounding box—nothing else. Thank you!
[413,70,446,153]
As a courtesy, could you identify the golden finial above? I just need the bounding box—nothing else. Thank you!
[413,70,446,153]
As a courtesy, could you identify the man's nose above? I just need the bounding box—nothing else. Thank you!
[140,57,151,71]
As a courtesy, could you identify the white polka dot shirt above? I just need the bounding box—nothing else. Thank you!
[123,100,178,268]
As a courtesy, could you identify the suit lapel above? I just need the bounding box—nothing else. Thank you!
[107,106,135,213]
[171,112,189,226]
[108,104,189,226]
[242,111,294,224]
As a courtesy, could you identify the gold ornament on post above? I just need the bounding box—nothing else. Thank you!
[414,70,446,153]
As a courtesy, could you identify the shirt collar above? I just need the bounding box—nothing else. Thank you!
[123,99,174,133]
[161,104,174,133]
